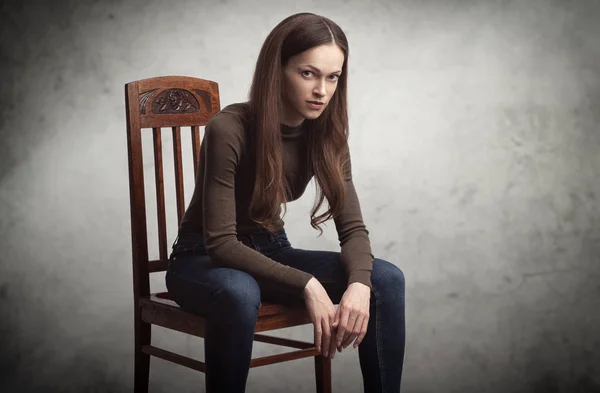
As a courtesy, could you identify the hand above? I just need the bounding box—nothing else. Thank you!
[303,277,338,358]
[332,282,370,352]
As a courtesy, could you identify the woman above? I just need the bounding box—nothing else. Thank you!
[166,12,406,393]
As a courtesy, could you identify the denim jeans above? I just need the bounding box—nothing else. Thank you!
[165,228,406,393]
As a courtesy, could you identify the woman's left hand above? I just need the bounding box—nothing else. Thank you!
[331,282,370,355]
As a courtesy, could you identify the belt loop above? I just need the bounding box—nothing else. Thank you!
[245,234,259,251]
[269,230,282,246]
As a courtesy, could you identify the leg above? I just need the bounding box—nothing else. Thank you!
[358,258,406,393]
[166,253,261,393]
[261,246,346,393]
[270,247,406,392]
[315,354,332,393]
[134,310,150,393]
[221,231,405,392]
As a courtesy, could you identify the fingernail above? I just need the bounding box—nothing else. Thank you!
[337,341,341,346]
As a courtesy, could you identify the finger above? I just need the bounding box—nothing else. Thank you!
[342,316,362,348]
[342,333,358,348]
[340,327,353,348]
[335,328,343,353]
[329,323,338,358]
[337,335,344,352]
[341,330,357,349]
[332,319,339,352]
[321,318,331,357]
[354,314,366,345]
[331,324,343,353]
[314,322,322,353]
[338,311,358,347]
[354,315,370,348]
[335,307,351,346]
[332,307,340,328]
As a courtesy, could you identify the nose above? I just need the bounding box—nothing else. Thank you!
[313,80,327,97]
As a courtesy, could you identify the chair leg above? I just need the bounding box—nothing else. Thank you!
[134,315,151,393]
[314,355,332,393]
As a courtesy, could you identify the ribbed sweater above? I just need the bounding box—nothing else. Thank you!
[178,102,374,295]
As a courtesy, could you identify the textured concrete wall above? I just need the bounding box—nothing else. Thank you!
[1,0,599,392]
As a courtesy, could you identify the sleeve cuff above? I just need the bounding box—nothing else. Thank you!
[347,270,372,290]
[273,267,314,297]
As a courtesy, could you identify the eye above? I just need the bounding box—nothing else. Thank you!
[329,74,340,81]
[301,70,314,78]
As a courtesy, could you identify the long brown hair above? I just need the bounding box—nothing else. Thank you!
[247,12,350,236]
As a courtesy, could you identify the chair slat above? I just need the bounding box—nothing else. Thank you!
[142,345,206,373]
[153,128,168,260]
[253,334,314,349]
[172,126,185,225]
[148,259,168,273]
[250,348,320,368]
[191,126,201,179]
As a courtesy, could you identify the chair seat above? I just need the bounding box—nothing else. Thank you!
[141,292,312,336]
[153,291,301,317]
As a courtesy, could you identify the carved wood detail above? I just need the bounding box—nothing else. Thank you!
[193,89,213,112]
[139,88,158,115]
[152,89,200,114]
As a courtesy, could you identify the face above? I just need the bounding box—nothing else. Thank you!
[281,43,345,126]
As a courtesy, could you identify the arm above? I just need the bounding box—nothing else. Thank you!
[201,114,313,295]
[333,148,374,289]
[330,147,374,352]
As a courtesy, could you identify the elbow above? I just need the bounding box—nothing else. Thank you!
[203,234,239,267]
[204,240,226,264]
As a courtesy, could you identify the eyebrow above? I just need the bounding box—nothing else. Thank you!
[300,65,342,74]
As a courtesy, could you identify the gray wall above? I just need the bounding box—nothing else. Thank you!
[1,0,599,392]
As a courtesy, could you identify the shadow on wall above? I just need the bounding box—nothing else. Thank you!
[0,281,130,392]
[531,373,600,393]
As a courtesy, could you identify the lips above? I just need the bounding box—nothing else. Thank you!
[307,101,324,109]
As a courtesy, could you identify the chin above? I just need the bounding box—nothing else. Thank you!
[302,108,325,120]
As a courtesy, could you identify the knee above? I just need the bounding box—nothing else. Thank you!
[371,258,405,296]
[217,272,262,316]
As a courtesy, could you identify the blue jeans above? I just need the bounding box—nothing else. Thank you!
[165,228,406,393]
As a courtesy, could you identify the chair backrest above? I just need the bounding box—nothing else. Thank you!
[124,76,221,299]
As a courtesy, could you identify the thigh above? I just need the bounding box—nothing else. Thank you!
[266,247,348,305]
[166,252,261,317]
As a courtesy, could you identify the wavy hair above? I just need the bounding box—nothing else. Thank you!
[247,12,350,236]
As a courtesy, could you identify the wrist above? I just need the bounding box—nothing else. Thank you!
[303,277,317,298]
[348,282,370,291]
[347,270,372,288]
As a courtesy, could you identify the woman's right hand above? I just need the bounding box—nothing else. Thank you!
[303,277,337,359]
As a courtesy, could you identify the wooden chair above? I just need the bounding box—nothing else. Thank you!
[125,76,332,392]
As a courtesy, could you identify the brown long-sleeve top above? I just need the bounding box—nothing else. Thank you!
[178,102,374,296]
